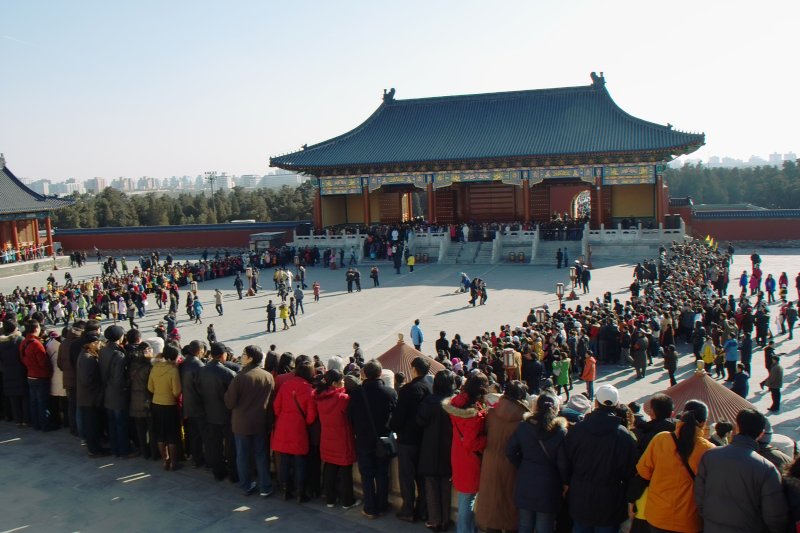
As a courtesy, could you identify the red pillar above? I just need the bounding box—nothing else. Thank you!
[11,220,20,261]
[313,188,323,230]
[592,177,604,228]
[45,216,54,256]
[362,186,371,225]
[522,180,531,223]
[426,183,436,223]
[656,174,665,226]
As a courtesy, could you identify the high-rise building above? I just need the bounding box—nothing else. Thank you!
[769,152,783,166]
[785,152,797,162]
[85,177,107,194]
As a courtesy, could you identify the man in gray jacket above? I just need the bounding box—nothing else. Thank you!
[694,408,787,533]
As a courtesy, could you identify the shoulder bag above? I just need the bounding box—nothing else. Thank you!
[360,386,397,458]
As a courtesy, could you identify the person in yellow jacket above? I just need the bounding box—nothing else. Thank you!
[407,253,415,273]
[700,337,716,374]
[147,343,182,470]
[634,400,714,533]
[279,302,290,330]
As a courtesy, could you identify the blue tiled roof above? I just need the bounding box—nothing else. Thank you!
[0,165,73,214]
[55,221,309,236]
[271,76,704,172]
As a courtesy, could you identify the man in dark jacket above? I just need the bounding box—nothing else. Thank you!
[181,340,207,467]
[348,359,398,519]
[565,385,638,531]
[57,322,83,436]
[632,393,676,454]
[99,325,133,457]
[0,320,27,425]
[521,352,543,394]
[197,342,237,482]
[224,345,274,496]
[390,356,432,522]
[694,408,787,533]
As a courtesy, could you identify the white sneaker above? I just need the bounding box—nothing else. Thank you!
[342,498,362,510]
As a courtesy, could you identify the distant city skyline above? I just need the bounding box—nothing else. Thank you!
[2,1,798,180]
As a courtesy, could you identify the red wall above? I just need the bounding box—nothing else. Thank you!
[58,228,294,252]
[688,218,800,241]
[549,184,590,216]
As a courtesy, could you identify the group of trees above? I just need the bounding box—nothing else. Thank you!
[665,160,800,209]
[53,182,314,229]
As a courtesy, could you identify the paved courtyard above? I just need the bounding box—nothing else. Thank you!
[0,248,798,531]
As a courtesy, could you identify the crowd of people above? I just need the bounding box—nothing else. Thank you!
[0,237,799,533]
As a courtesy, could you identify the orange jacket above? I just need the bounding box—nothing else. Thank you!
[581,356,596,382]
[636,423,714,532]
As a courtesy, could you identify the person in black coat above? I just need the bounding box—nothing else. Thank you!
[0,321,27,425]
[180,340,206,468]
[416,370,455,532]
[347,360,398,518]
[631,393,676,454]
[521,353,543,395]
[564,385,638,531]
[76,334,106,456]
[197,342,237,482]
[390,357,432,521]
[506,393,569,533]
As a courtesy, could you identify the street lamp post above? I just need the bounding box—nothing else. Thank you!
[556,282,565,307]
[205,171,218,221]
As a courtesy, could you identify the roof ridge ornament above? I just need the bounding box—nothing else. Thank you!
[0,153,5,169]
[383,88,396,104]
[590,71,605,88]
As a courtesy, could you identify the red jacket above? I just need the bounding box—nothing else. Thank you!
[314,387,356,466]
[272,375,317,455]
[20,335,52,379]
[443,392,487,494]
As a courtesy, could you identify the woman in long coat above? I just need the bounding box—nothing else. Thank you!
[474,381,530,532]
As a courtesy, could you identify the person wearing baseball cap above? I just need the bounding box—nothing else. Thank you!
[564,383,637,531]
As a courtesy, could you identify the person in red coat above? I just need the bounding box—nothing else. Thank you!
[442,372,489,533]
[313,368,359,508]
[20,320,52,431]
[272,356,317,502]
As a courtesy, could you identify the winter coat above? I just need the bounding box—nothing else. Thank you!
[416,393,453,477]
[442,392,487,494]
[314,386,356,465]
[637,423,715,532]
[179,355,205,418]
[475,396,530,531]
[272,375,317,455]
[581,356,596,381]
[57,329,79,389]
[128,357,152,418]
[224,363,274,436]
[196,360,236,425]
[506,416,569,514]
[0,333,26,396]
[785,477,800,533]
[20,334,51,379]
[732,371,750,398]
[633,418,677,455]
[76,350,103,408]
[390,375,431,446]
[763,364,783,389]
[147,360,181,406]
[99,343,128,410]
[47,339,66,396]
[553,359,570,386]
[347,378,398,453]
[694,435,787,533]
[565,407,639,527]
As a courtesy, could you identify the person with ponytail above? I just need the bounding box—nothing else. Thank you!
[506,393,568,533]
[313,368,359,509]
[635,399,714,532]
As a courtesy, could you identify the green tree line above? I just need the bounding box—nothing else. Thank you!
[53,181,314,228]
[665,160,800,209]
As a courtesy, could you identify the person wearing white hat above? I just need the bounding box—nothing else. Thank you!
[564,384,638,532]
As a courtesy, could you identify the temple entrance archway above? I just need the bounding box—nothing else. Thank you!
[572,190,591,219]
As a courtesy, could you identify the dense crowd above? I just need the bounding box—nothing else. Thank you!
[1,239,799,533]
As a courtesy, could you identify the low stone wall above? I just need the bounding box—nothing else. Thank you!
[0,256,71,278]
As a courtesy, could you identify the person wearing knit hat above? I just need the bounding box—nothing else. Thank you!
[104,325,125,343]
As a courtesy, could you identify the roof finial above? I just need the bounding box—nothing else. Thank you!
[590,71,606,88]
[383,88,396,103]
[0,153,5,169]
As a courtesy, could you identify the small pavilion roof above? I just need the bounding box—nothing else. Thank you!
[0,163,73,214]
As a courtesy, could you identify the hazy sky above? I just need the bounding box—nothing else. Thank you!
[2,0,798,181]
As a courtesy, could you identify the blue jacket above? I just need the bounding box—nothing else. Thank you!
[411,325,424,346]
[732,371,749,398]
[724,338,739,362]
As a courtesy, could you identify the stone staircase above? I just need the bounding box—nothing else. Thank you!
[441,242,481,264]
[533,240,583,266]
[473,242,493,264]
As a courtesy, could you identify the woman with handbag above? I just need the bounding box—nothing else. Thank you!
[634,400,714,533]
[506,393,569,533]
[272,357,317,502]
[313,368,360,509]
[442,372,489,533]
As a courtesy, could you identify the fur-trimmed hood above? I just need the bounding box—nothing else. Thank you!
[0,332,22,343]
[521,410,568,430]
[442,392,484,419]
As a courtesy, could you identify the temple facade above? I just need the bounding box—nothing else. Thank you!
[0,154,71,262]
[270,74,704,230]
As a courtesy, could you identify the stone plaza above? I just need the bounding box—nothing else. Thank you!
[0,248,798,532]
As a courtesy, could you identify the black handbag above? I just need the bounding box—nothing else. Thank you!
[360,387,397,458]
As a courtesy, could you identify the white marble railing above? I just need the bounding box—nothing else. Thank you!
[587,223,684,243]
